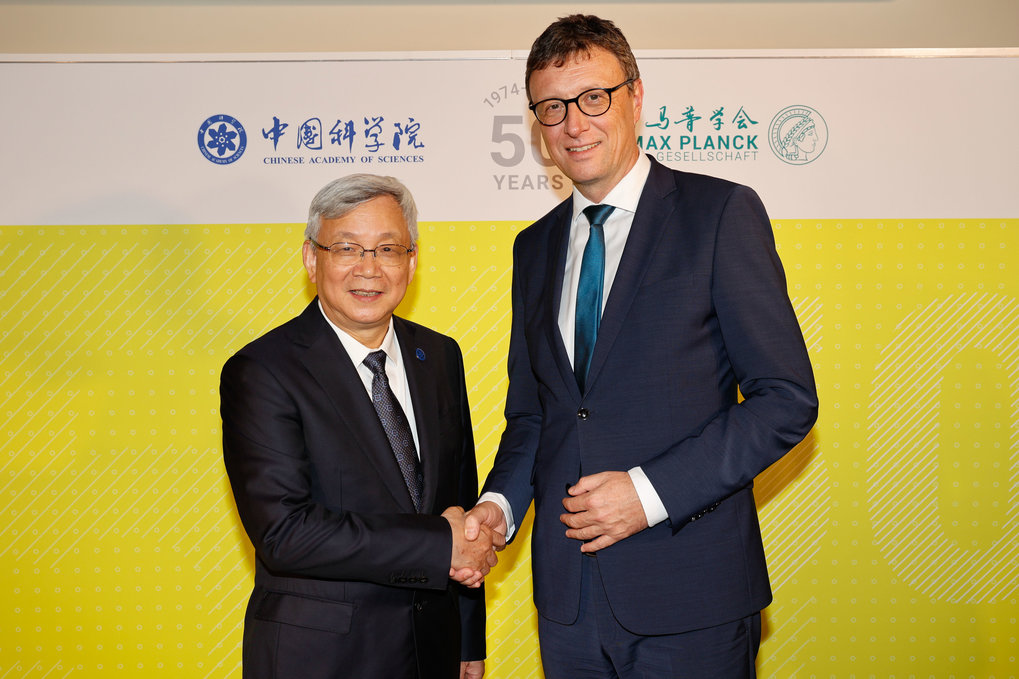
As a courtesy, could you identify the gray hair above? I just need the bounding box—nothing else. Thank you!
[305,173,418,243]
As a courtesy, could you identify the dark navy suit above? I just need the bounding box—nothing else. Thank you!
[484,157,817,635]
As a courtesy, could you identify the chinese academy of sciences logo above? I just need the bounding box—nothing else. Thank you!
[769,105,827,165]
[198,114,247,165]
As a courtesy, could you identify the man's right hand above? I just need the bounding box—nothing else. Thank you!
[442,506,499,588]
[464,501,508,548]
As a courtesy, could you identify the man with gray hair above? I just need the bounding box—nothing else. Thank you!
[221,173,493,679]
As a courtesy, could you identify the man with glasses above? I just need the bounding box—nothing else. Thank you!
[466,15,817,677]
[221,174,494,679]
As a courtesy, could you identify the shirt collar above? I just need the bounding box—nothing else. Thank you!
[571,152,652,222]
[317,300,400,366]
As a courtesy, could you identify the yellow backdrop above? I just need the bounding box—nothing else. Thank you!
[1,217,1016,677]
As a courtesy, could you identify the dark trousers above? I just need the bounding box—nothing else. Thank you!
[538,556,761,679]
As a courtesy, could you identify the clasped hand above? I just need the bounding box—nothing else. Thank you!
[442,506,504,588]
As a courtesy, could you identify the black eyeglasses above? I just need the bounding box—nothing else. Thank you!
[309,239,415,267]
[529,79,636,127]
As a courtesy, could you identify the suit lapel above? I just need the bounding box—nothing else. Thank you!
[295,301,418,512]
[585,161,679,391]
[543,198,584,400]
[395,318,442,513]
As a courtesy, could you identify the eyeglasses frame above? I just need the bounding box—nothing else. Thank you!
[528,78,637,127]
[308,238,416,266]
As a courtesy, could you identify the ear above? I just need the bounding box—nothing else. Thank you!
[406,246,418,284]
[630,78,645,122]
[302,240,318,282]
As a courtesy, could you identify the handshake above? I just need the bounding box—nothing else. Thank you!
[442,502,507,588]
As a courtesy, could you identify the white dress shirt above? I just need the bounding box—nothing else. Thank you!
[481,154,669,538]
[318,302,420,456]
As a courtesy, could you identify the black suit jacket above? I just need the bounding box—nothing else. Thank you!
[221,300,484,679]
[484,157,818,634]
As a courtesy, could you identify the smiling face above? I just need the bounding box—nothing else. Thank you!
[302,195,417,348]
[529,47,644,203]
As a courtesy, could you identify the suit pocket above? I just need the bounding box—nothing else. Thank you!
[638,272,705,291]
[253,590,354,634]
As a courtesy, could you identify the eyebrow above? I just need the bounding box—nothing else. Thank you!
[329,232,407,242]
[535,82,605,99]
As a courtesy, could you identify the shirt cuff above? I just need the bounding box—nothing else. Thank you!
[476,491,516,541]
[628,467,668,528]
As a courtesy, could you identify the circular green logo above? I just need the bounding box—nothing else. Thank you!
[769,106,827,165]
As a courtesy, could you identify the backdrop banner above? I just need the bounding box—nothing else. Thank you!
[1,49,1016,678]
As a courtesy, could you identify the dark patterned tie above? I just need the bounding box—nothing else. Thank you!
[363,350,424,512]
[574,204,615,392]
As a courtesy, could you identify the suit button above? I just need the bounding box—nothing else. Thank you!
[414,602,424,611]
[577,408,589,420]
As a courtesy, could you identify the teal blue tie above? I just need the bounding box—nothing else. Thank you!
[574,204,615,392]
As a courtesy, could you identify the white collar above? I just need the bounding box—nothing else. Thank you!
[570,152,651,222]
[318,301,400,366]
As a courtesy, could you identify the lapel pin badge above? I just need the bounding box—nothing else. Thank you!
[415,348,426,361]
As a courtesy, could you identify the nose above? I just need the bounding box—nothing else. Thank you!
[352,250,381,275]
[563,101,590,136]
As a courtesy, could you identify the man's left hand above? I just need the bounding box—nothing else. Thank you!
[460,660,485,679]
[561,471,649,553]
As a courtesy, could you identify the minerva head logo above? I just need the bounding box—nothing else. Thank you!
[769,105,827,165]
[198,114,247,165]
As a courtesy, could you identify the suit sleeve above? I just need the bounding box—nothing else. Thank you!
[641,185,818,527]
[220,351,453,589]
[479,232,544,534]
[445,340,487,662]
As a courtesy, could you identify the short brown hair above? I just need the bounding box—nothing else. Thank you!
[525,14,640,102]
